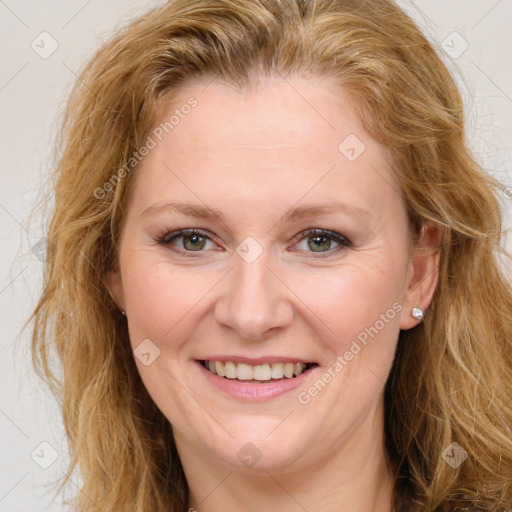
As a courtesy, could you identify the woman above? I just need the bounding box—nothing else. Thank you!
[30,0,512,510]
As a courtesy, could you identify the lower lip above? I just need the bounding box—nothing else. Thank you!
[195,361,317,401]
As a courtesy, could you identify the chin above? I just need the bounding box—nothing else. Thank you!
[204,426,312,472]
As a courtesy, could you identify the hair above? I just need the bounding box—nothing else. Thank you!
[29,0,512,510]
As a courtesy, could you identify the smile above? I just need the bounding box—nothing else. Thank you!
[201,360,317,383]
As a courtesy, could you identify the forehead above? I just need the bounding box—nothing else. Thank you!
[129,76,400,219]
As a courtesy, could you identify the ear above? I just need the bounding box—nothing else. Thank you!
[106,263,126,313]
[400,224,443,330]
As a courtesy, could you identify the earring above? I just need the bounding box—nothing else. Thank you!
[411,306,424,321]
[121,310,126,316]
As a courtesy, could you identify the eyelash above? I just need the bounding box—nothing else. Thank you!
[155,228,352,258]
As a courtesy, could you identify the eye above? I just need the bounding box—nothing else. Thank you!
[293,229,351,255]
[155,227,351,257]
[157,229,215,252]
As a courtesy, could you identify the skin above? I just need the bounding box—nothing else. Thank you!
[108,75,441,512]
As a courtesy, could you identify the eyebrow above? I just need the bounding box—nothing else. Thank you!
[141,199,371,222]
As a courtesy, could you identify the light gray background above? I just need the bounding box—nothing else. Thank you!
[1,1,511,510]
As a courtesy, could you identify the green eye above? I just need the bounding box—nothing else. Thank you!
[295,229,351,256]
[158,227,351,257]
[158,229,213,252]
[182,233,207,251]
[308,235,333,252]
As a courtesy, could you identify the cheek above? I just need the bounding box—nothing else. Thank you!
[121,255,219,349]
[120,257,214,424]
[289,260,403,356]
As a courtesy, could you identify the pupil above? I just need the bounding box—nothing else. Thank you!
[184,234,206,251]
[308,235,331,252]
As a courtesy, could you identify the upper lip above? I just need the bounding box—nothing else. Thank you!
[196,356,317,365]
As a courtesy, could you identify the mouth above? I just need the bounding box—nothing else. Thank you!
[200,360,318,383]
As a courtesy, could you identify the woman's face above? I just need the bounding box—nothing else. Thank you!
[109,76,437,473]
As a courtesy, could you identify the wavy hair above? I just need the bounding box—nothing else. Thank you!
[30,0,512,510]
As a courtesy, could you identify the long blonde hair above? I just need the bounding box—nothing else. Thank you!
[30,0,512,510]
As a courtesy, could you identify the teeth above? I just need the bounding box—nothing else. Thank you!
[236,363,253,381]
[215,361,226,377]
[271,362,284,379]
[284,363,294,378]
[294,363,305,376]
[203,360,308,381]
[253,364,271,381]
[224,362,237,379]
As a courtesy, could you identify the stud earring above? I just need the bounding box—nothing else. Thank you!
[121,310,126,316]
[411,306,424,321]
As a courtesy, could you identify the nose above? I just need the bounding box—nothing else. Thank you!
[214,250,294,340]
